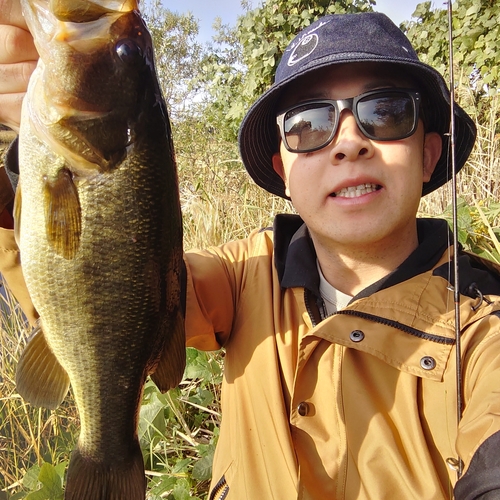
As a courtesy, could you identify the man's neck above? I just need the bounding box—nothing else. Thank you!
[313,231,419,297]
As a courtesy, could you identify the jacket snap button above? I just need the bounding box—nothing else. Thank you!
[420,356,436,370]
[297,402,310,416]
[350,330,365,342]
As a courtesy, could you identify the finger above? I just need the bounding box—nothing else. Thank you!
[0,0,27,30]
[0,25,38,63]
[0,60,36,93]
[0,92,25,132]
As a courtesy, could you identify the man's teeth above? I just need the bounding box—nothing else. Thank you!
[334,183,379,198]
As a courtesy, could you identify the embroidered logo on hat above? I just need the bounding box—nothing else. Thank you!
[287,19,331,67]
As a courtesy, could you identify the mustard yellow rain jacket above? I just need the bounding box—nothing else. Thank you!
[184,215,500,500]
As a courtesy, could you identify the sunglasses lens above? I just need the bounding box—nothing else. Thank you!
[281,91,418,152]
[283,103,336,152]
[357,92,416,140]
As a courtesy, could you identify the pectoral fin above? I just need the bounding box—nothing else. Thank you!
[44,168,81,259]
[150,308,186,392]
[16,324,70,409]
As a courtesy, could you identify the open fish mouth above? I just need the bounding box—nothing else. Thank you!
[23,0,158,172]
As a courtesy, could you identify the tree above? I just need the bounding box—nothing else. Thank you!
[402,0,500,88]
[237,0,375,102]
[142,0,205,121]
[194,17,247,141]
[202,0,375,140]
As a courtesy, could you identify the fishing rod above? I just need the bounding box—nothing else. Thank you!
[446,0,464,479]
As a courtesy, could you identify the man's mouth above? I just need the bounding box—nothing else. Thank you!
[331,183,381,198]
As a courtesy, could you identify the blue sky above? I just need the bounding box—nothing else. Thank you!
[158,0,431,43]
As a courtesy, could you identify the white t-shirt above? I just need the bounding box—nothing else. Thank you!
[317,261,352,316]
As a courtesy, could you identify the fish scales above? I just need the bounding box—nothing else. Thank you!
[15,0,186,498]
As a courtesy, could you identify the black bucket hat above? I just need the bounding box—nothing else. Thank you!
[238,12,476,198]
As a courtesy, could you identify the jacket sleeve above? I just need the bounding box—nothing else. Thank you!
[0,149,38,325]
[454,430,500,499]
[184,231,269,351]
[0,226,38,324]
[454,311,500,499]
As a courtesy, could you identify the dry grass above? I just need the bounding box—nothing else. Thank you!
[420,85,500,216]
[175,124,294,251]
[0,286,79,495]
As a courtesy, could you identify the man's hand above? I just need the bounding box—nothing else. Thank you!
[0,0,38,133]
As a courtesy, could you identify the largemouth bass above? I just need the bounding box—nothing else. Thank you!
[14,0,186,498]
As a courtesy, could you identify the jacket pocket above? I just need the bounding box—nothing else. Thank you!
[209,475,229,500]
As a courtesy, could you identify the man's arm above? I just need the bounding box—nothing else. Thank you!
[455,430,500,499]
[454,312,500,499]
[0,0,38,323]
[0,141,37,324]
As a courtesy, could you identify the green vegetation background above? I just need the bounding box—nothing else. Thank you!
[1,0,499,498]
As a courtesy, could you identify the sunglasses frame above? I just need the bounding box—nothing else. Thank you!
[276,88,422,153]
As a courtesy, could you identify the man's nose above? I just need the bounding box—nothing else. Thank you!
[328,111,374,162]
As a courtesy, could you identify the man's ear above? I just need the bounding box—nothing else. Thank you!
[272,152,285,179]
[422,132,442,182]
[272,153,291,198]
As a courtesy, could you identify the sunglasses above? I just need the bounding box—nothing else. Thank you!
[276,88,422,153]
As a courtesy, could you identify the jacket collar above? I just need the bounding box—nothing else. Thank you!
[274,214,452,300]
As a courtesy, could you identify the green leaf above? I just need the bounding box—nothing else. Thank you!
[38,463,63,488]
[171,478,193,500]
[148,475,179,497]
[465,4,480,17]
[139,390,167,441]
[24,463,64,500]
[8,493,28,500]
[189,388,214,408]
[172,458,192,474]
[22,466,41,491]
[184,349,215,381]
[54,462,67,479]
[191,452,214,481]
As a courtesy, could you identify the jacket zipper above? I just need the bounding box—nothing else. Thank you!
[304,289,324,327]
[305,289,455,345]
[336,309,455,344]
[209,475,229,500]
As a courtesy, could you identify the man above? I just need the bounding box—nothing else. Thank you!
[1,6,500,499]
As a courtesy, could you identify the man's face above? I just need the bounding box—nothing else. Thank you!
[272,63,442,257]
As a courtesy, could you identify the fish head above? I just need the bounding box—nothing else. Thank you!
[22,0,164,172]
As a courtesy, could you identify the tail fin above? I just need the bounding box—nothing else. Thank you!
[64,440,146,500]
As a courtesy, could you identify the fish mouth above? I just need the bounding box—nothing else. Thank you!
[24,2,151,173]
[49,0,138,23]
[331,183,381,198]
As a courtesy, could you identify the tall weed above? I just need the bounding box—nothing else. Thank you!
[420,84,500,261]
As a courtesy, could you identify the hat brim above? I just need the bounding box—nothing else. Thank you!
[238,54,476,199]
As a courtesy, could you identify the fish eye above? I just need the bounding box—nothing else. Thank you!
[115,39,143,64]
